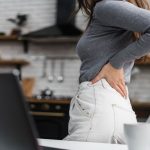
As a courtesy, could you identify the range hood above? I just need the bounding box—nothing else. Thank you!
[23,0,82,38]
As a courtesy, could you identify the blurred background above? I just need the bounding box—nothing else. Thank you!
[0,0,149,140]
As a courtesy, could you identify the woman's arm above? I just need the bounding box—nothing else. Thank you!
[95,0,150,69]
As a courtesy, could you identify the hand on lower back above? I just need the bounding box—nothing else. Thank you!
[90,62,127,99]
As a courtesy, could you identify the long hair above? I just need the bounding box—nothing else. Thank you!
[75,0,150,63]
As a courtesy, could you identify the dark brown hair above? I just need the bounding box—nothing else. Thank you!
[74,0,150,63]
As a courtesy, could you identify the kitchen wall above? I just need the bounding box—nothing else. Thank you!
[0,0,87,34]
[0,0,150,102]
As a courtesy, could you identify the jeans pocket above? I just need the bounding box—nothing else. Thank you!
[112,104,137,122]
[73,95,95,118]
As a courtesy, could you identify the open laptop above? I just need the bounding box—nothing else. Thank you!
[0,73,67,150]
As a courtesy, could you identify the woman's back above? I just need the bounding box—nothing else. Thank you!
[76,0,136,83]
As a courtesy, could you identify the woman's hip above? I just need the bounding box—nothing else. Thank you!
[66,79,137,142]
[68,78,137,125]
[77,78,133,111]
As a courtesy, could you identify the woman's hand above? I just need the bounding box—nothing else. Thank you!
[90,62,127,99]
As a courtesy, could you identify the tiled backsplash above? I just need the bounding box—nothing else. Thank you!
[0,42,81,97]
[0,0,150,102]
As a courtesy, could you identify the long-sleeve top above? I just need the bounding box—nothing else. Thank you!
[76,0,150,84]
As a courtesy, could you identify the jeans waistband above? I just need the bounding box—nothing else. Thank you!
[79,78,128,95]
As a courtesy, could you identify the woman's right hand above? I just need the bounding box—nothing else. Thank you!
[90,62,127,99]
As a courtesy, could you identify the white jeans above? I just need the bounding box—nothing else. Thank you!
[63,78,137,144]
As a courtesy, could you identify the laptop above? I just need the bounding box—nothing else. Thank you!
[0,73,67,150]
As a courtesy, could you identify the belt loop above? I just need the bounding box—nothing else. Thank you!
[100,78,106,89]
[75,85,80,97]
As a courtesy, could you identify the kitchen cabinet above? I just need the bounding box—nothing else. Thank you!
[0,35,28,52]
[131,101,150,121]
[0,35,18,41]
[26,97,150,139]
[27,97,70,139]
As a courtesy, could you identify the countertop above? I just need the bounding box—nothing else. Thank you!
[38,139,128,150]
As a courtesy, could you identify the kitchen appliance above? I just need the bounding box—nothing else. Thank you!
[22,0,82,38]
[28,96,70,139]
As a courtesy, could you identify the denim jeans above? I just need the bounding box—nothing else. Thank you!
[63,78,137,144]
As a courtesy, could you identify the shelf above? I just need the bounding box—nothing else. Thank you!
[0,35,18,41]
[1,36,150,65]
[30,111,65,117]
[134,55,150,65]
[0,36,80,42]
[0,59,30,79]
[0,35,27,53]
[135,61,150,65]
[0,35,80,53]
[28,97,150,108]
[131,101,150,109]
[20,36,80,43]
[0,59,29,66]
[27,97,70,105]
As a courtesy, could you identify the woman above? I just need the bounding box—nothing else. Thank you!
[64,0,150,144]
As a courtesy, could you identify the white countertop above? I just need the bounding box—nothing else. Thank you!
[38,139,128,150]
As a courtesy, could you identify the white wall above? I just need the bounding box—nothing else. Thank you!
[0,0,87,34]
[0,0,150,102]
[0,0,85,97]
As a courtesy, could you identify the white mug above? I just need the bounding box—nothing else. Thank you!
[124,123,150,150]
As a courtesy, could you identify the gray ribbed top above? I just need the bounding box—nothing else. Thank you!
[76,0,150,84]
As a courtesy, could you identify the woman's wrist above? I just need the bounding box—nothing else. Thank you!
[108,61,123,70]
